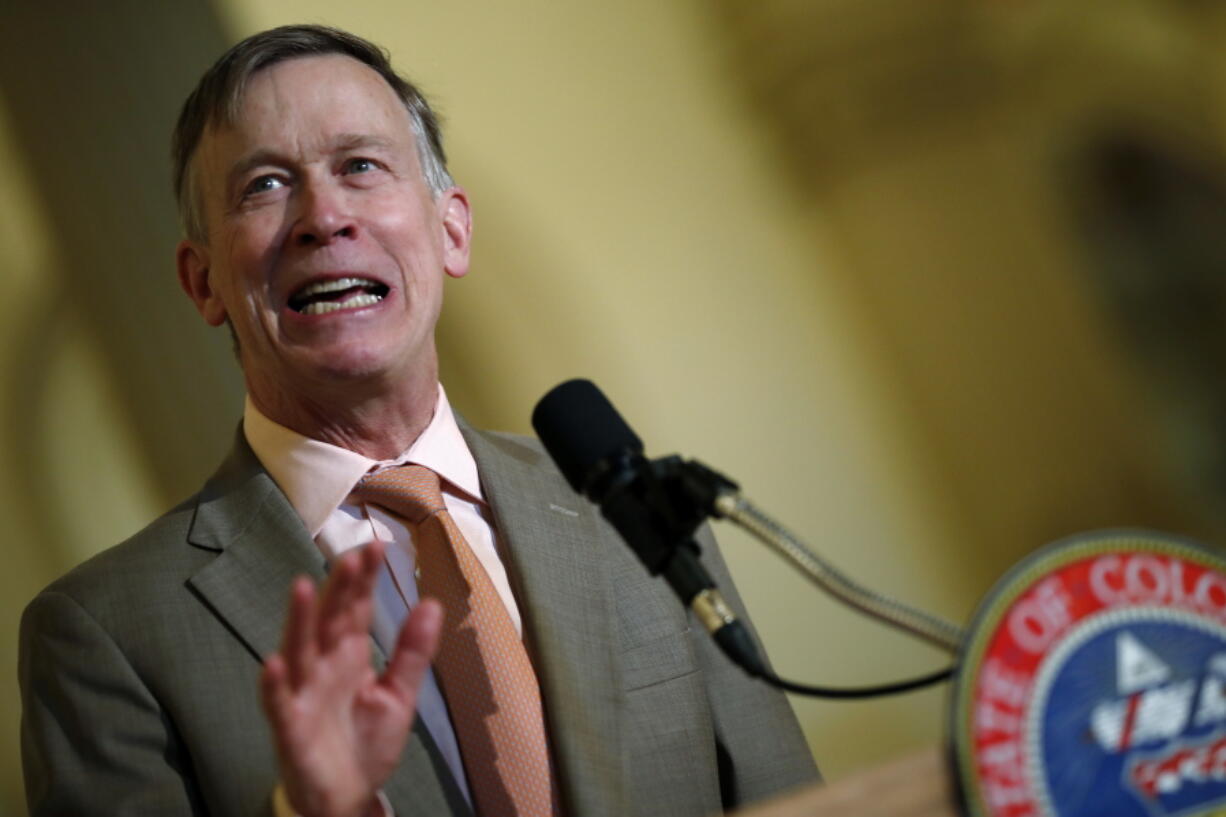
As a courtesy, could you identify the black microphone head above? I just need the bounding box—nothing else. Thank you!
[532,379,644,495]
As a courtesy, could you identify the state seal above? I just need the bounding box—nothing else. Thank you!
[951,530,1226,817]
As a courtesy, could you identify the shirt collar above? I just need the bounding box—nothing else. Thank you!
[243,384,484,537]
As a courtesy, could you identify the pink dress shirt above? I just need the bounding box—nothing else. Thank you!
[245,384,521,809]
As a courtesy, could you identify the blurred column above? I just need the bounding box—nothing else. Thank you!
[0,2,241,505]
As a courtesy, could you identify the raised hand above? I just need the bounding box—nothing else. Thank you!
[260,541,442,817]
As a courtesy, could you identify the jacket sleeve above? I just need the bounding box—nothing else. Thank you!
[19,589,212,816]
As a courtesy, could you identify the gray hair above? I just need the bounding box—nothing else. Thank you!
[172,24,454,242]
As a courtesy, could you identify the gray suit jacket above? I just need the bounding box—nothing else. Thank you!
[20,423,817,816]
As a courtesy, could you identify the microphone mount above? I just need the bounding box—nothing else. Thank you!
[607,451,965,654]
[533,378,961,696]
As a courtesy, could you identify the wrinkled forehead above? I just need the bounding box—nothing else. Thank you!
[214,55,413,147]
[216,53,407,128]
[192,55,418,196]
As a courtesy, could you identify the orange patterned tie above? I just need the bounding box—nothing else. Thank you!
[356,465,557,816]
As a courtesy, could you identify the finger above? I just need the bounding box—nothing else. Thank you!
[259,653,292,744]
[357,539,386,596]
[346,540,384,624]
[381,598,443,702]
[320,542,386,651]
[347,540,385,628]
[282,577,317,689]
[317,550,361,651]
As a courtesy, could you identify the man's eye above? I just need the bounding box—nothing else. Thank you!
[243,175,284,196]
[344,158,377,174]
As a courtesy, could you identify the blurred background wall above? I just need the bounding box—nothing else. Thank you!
[5,0,1226,813]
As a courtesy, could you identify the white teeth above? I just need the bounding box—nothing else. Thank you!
[295,277,379,298]
[300,292,383,315]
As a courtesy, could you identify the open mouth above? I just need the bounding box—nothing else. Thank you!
[288,277,390,315]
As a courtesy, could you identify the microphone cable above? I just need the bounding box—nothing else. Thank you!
[695,580,954,699]
[763,666,954,699]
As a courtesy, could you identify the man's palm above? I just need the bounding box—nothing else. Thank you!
[260,542,442,817]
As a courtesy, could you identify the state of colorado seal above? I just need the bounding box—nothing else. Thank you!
[951,530,1226,817]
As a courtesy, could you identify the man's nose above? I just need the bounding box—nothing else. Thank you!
[289,182,357,246]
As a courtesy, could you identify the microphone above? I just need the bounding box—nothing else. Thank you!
[532,379,768,677]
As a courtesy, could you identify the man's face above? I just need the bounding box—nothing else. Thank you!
[177,54,470,407]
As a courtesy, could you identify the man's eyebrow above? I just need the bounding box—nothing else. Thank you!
[224,136,397,185]
[224,135,400,194]
[332,133,398,152]
[225,149,286,196]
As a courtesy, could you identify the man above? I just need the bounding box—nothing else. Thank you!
[19,24,817,817]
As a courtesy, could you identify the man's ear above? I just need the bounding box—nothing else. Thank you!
[438,187,472,280]
[176,239,227,326]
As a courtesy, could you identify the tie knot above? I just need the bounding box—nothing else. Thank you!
[355,464,446,524]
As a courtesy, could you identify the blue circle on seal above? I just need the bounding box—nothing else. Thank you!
[1034,612,1226,817]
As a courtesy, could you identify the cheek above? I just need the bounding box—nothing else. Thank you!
[374,229,441,290]
[220,225,281,308]
[369,189,440,248]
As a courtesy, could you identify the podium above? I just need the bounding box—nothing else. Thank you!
[734,747,957,817]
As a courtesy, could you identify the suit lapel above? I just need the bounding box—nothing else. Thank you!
[462,423,628,817]
[183,432,471,817]
[185,435,325,662]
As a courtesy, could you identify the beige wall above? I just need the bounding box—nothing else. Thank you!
[5,1,1226,814]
